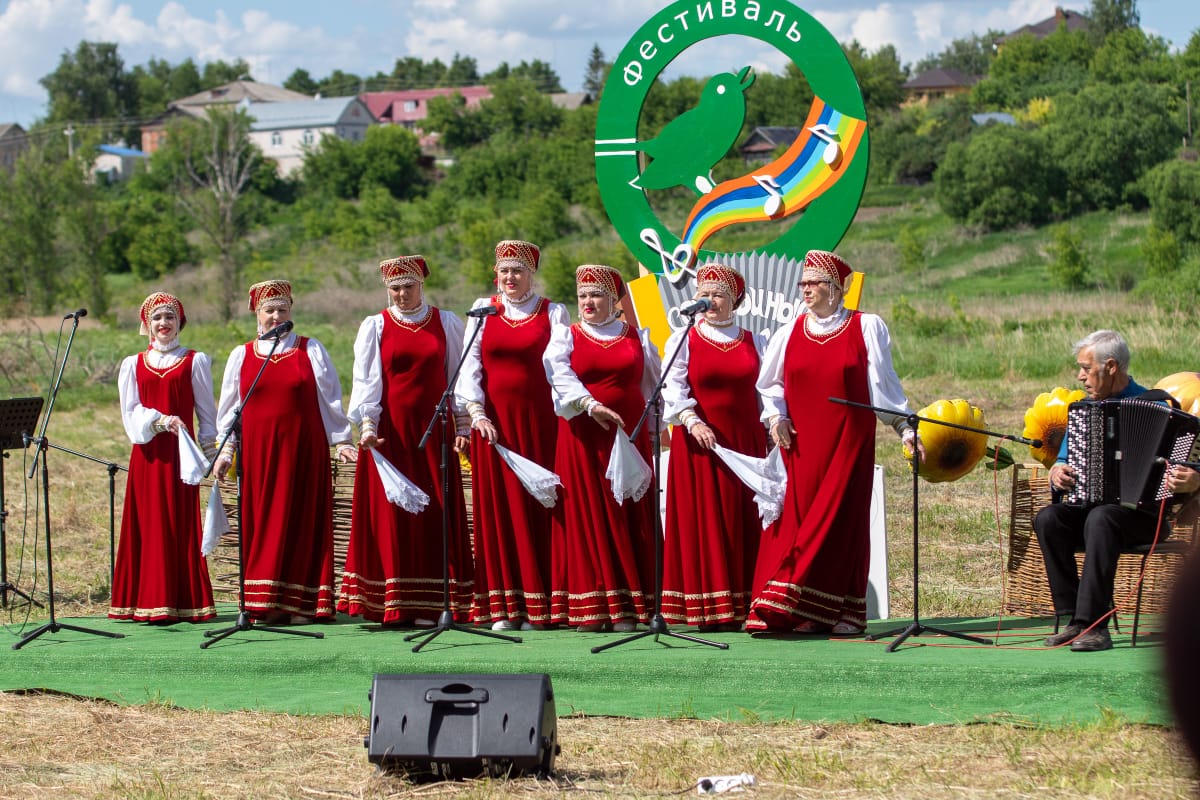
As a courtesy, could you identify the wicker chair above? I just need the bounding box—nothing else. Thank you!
[1005,463,1198,645]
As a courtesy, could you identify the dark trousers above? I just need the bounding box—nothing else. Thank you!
[1033,503,1160,628]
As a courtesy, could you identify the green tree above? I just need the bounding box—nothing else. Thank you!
[914,32,1002,77]
[842,41,907,112]
[1089,28,1174,85]
[484,60,563,93]
[1043,81,1182,212]
[972,29,1094,109]
[445,54,480,87]
[1047,224,1090,289]
[358,125,427,199]
[935,124,1060,229]
[201,59,252,86]
[284,68,320,95]
[1142,158,1200,244]
[0,147,70,313]
[1088,0,1140,45]
[583,44,609,98]
[132,57,203,118]
[481,78,564,138]
[743,63,814,130]
[157,108,261,321]
[40,42,138,136]
[424,92,491,150]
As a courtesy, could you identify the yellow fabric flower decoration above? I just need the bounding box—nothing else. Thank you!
[1022,387,1086,468]
[904,399,989,483]
[1154,372,1200,416]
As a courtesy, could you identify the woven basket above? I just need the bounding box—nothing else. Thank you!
[1003,463,1194,617]
[202,457,473,599]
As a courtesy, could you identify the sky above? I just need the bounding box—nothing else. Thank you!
[1,0,1196,128]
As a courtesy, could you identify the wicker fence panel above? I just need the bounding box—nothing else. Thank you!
[202,458,473,600]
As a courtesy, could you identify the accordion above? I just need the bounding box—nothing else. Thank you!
[1064,398,1200,512]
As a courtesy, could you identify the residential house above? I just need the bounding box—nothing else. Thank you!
[140,80,311,154]
[93,143,148,182]
[244,96,377,177]
[739,126,801,165]
[903,68,978,105]
[995,6,1090,48]
[0,123,28,172]
[361,86,493,131]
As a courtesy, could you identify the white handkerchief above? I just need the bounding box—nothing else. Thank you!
[712,444,787,528]
[605,428,653,505]
[178,431,208,486]
[370,449,430,513]
[493,443,562,508]
[201,481,230,556]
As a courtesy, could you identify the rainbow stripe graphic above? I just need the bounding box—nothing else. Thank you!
[680,97,866,254]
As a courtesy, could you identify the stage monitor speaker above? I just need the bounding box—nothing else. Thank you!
[364,672,559,780]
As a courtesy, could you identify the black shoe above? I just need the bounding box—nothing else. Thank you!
[1045,623,1084,647]
[1070,628,1113,652]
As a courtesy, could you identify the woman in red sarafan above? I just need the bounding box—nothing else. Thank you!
[543,263,662,633]
[456,240,569,632]
[111,292,217,623]
[747,250,921,636]
[214,280,357,625]
[660,263,767,632]
[338,256,473,626]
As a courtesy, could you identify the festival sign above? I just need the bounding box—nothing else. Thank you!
[595,0,868,344]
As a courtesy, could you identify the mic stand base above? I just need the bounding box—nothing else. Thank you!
[13,619,124,650]
[404,610,521,653]
[866,621,992,653]
[591,612,729,654]
[201,611,324,649]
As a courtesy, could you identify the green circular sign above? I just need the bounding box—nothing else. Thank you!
[595,0,869,277]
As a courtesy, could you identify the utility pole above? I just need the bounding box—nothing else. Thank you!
[64,124,75,158]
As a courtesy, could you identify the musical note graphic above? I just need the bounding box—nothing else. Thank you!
[640,228,696,286]
[753,174,785,218]
[807,123,842,166]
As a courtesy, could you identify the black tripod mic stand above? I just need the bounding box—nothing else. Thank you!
[593,306,727,654]
[15,315,123,649]
[830,397,1041,652]
[202,329,322,648]
[406,307,520,653]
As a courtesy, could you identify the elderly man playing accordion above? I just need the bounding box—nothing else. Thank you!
[1035,330,1200,652]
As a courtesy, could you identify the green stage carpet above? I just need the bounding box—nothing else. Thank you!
[0,606,1170,725]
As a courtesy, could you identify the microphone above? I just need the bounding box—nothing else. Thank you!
[466,305,501,318]
[258,319,294,340]
[64,308,87,319]
[678,298,712,316]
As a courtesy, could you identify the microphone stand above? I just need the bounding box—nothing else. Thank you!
[15,315,123,649]
[830,397,1039,652]
[593,309,727,654]
[406,309,521,652]
[43,443,126,591]
[202,329,322,648]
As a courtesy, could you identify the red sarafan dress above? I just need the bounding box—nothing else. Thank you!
[238,337,337,620]
[549,322,657,627]
[661,324,766,627]
[748,312,876,630]
[463,297,560,626]
[339,309,472,624]
[111,350,216,622]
